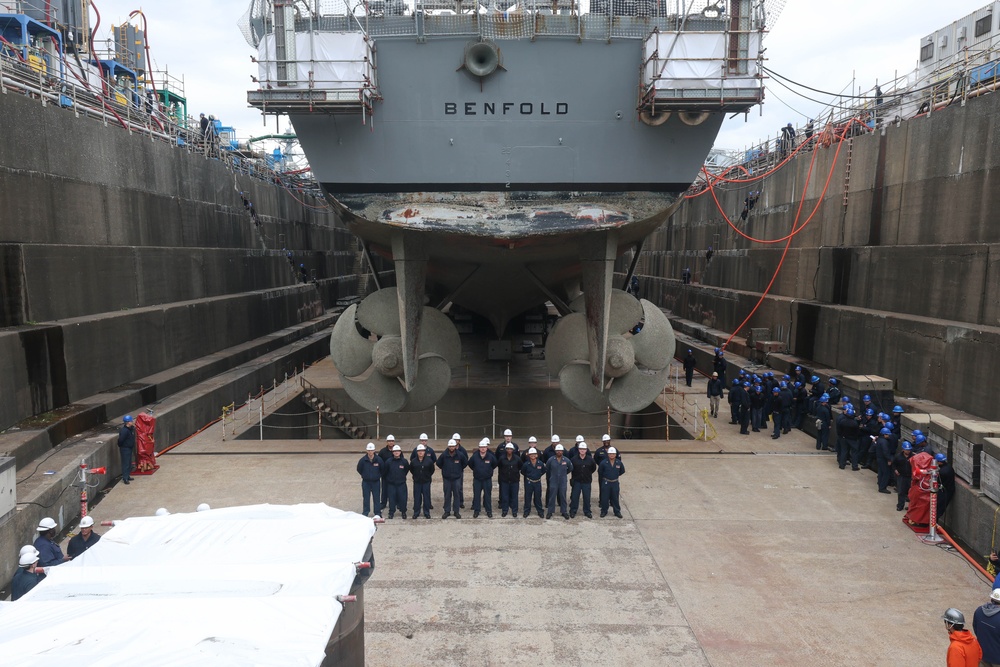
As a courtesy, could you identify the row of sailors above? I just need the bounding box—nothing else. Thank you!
[357,431,625,521]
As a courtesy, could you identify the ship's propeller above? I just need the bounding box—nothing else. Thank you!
[329,287,460,412]
[545,290,675,413]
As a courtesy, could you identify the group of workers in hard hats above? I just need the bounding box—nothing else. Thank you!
[357,430,625,521]
[11,515,102,601]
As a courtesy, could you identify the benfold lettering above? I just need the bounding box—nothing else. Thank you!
[444,102,569,116]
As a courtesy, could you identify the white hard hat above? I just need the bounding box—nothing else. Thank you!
[79,516,95,528]
[479,438,490,447]
[503,429,513,436]
[155,508,170,516]
[197,503,211,512]
[419,433,428,440]
[602,434,611,441]
[366,442,376,451]
[579,442,588,449]
[575,435,584,443]
[555,444,564,451]
[528,436,537,443]
[992,589,1000,603]
[416,444,426,451]
[527,447,538,455]
[37,517,57,532]
[447,439,457,447]
[386,434,395,441]
[19,551,39,567]
[607,447,618,454]
[392,444,401,452]
[452,432,461,440]
[19,545,39,559]
[505,443,514,449]
[551,434,560,443]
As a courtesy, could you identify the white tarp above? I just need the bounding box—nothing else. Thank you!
[0,504,376,666]
[257,32,371,91]
[643,31,761,91]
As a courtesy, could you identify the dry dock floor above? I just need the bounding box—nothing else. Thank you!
[83,367,986,666]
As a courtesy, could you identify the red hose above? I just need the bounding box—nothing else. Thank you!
[937,526,994,581]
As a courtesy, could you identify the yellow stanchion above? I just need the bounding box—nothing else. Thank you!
[694,408,717,441]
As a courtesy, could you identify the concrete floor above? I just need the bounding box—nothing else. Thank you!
[76,366,988,666]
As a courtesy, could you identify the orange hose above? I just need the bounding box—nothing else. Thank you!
[937,526,994,581]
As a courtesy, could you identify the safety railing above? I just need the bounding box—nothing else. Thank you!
[0,47,316,192]
[711,36,1000,184]
[241,0,742,45]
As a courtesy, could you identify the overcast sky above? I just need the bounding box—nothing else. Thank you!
[91,0,993,149]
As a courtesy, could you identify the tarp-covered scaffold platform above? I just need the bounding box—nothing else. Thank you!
[0,503,376,666]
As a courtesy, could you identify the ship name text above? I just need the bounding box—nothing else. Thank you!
[445,102,569,116]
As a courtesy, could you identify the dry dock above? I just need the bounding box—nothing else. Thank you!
[77,363,986,666]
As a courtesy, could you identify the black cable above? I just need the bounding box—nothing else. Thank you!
[764,66,956,100]
[16,482,76,510]
[18,446,69,485]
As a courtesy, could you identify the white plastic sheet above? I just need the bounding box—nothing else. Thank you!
[643,31,761,91]
[0,504,375,666]
[257,32,371,90]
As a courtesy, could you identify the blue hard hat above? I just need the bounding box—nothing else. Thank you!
[820,393,830,402]
[733,379,740,385]
[842,396,851,403]
[743,382,750,388]
[865,408,875,416]
[880,427,891,435]
[893,405,904,413]
[123,415,133,423]
[885,421,894,430]
[715,347,720,353]
[915,433,927,445]
[879,413,889,421]
[772,387,780,393]
[845,406,855,415]
[902,442,913,451]
[863,394,871,401]
[935,453,947,462]
[755,385,763,392]
[829,378,838,385]
[810,375,819,383]
[794,381,802,387]
[687,349,692,354]
[795,366,801,371]
[912,429,923,438]
[783,374,791,380]
[779,381,788,389]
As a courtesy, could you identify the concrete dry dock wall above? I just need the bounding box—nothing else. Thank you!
[0,280,333,432]
[639,89,1000,421]
[1,329,332,592]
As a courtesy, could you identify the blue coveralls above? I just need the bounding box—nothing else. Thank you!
[384,454,410,517]
[11,567,45,600]
[545,455,574,517]
[521,457,546,517]
[118,423,135,483]
[598,457,626,517]
[436,448,468,516]
[469,450,499,516]
[34,535,65,569]
[594,445,621,508]
[356,454,385,517]
[815,404,832,450]
[409,454,435,517]
[496,451,522,516]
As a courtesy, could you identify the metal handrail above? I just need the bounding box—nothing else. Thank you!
[301,378,373,436]
[0,47,311,190]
